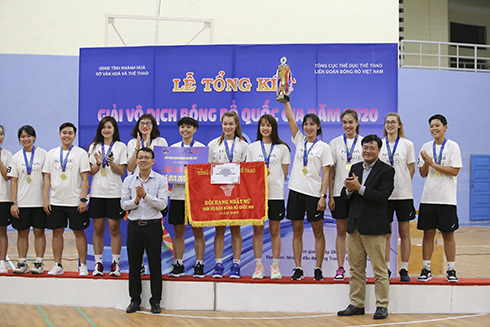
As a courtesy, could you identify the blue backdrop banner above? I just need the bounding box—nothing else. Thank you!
[79,43,398,277]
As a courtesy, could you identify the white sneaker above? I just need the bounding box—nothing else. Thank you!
[48,263,64,275]
[109,261,121,277]
[79,264,89,276]
[0,260,8,274]
[270,262,282,280]
[13,261,30,274]
[31,261,44,274]
[252,262,265,279]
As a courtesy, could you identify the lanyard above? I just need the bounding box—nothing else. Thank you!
[303,139,318,167]
[343,134,359,163]
[23,147,35,176]
[141,138,152,149]
[181,140,195,147]
[101,142,114,168]
[385,136,400,166]
[260,141,275,168]
[224,138,236,162]
[432,139,447,165]
[60,145,74,173]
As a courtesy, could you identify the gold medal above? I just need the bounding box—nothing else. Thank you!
[101,168,107,177]
[345,163,352,171]
[302,166,308,175]
[26,175,32,184]
[267,168,270,176]
[435,171,442,178]
[61,172,67,180]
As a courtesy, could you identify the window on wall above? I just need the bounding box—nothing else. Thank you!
[450,22,486,45]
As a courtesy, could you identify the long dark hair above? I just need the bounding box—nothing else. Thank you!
[341,109,360,134]
[256,114,290,151]
[91,116,121,146]
[218,111,242,145]
[130,114,160,139]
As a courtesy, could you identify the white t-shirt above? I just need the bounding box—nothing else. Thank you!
[169,140,206,201]
[127,137,168,175]
[88,141,128,198]
[42,146,91,207]
[207,136,251,163]
[0,148,13,202]
[329,134,364,197]
[417,139,462,205]
[380,137,415,200]
[8,147,47,207]
[249,141,290,200]
[289,132,333,198]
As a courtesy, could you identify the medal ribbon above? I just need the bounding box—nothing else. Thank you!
[260,141,275,168]
[303,139,318,167]
[224,138,236,162]
[181,140,195,147]
[141,138,152,149]
[23,147,35,176]
[386,136,400,166]
[432,139,447,165]
[60,145,73,173]
[343,134,359,163]
[101,142,114,168]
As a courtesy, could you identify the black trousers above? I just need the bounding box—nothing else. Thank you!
[127,220,163,305]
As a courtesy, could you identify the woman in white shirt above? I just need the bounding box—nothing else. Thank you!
[328,110,363,281]
[208,111,251,279]
[88,116,128,276]
[0,125,13,274]
[379,113,416,282]
[9,125,48,274]
[282,100,333,281]
[249,114,290,279]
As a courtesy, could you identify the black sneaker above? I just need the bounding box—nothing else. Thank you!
[314,267,324,281]
[291,267,304,280]
[399,268,410,282]
[169,262,185,277]
[446,270,458,282]
[193,263,205,278]
[418,267,432,282]
[388,269,392,281]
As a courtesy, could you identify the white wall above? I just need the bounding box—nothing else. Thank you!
[0,0,398,56]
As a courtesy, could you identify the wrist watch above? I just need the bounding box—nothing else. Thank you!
[321,194,327,198]
[80,198,88,203]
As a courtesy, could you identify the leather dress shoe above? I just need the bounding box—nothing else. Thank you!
[337,304,365,316]
[373,306,388,319]
[126,301,140,313]
[150,302,161,314]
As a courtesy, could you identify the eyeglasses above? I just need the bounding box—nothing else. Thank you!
[139,121,152,127]
[385,120,397,126]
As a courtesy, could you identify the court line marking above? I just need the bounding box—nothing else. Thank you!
[116,307,489,324]
[75,306,98,327]
[36,305,54,327]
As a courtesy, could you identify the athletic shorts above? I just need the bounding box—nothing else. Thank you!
[47,205,90,231]
[387,199,416,223]
[417,203,459,233]
[286,190,324,222]
[168,199,185,225]
[88,197,125,219]
[12,207,47,231]
[330,196,349,219]
[268,200,286,221]
[0,202,12,227]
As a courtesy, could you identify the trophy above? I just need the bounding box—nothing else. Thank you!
[276,57,293,103]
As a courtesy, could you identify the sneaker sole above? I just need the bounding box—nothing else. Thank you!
[334,277,345,281]
[93,272,104,276]
[169,273,185,277]
[230,275,241,279]
[31,270,43,275]
[48,272,64,275]
[109,272,121,277]
[193,274,205,278]
[447,279,458,282]
[271,275,282,280]
[212,275,223,278]
[291,276,304,281]
[252,275,264,279]
[418,277,432,282]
